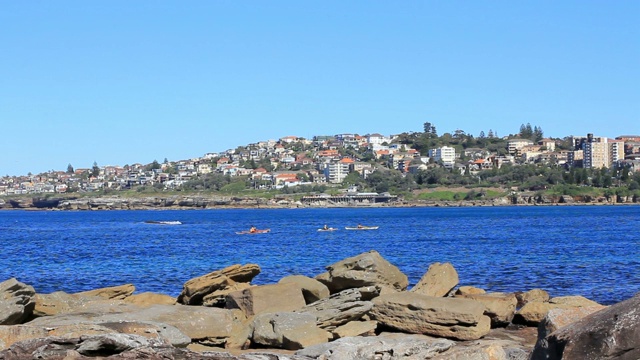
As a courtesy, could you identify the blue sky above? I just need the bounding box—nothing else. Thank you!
[1,1,638,176]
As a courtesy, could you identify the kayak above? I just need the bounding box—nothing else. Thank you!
[236,229,271,235]
[317,228,338,232]
[345,226,379,230]
[145,220,182,225]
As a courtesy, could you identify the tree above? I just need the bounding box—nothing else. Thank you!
[423,122,437,138]
[479,131,485,139]
[533,126,544,142]
[67,164,74,174]
[91,162,100,178]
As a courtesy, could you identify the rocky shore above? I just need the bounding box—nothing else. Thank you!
[1,250,638,359]
[1,192,638,211]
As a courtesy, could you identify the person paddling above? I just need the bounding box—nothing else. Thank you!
[249,226,257,233]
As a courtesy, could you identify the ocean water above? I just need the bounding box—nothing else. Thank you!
[1,206,638,305]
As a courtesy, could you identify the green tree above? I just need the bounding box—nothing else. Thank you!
[91,162,100,178]
[67,164,74,174]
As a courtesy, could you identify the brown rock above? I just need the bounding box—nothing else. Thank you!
[536,305,607,340]
[531,293,640,360]
[455,286,486,296]
[0,278,36,325]
[411,262,459,297]
[370,292,491,340]
[225,282,306,317]
[75,284,135,300]
[122,292,176,306]
[332,320,377,339]
[515,289,549,308]
[315,250,408,293]
[177,264,261,306]
[456,292,517,327]
[252,312,332,350]
[514,295,602,326]
[279,275,330,304]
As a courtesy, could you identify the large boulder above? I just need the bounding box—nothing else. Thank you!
[513,295,602,326]
[295,288,373,329]
[332,321,378,339]
[0,278,36,325]
[370,292,491,341]
[411,262,459,297]
[455,286,486,296]
[225,282,306,317]
[535,305,607,342]
[315,250,408,293]
[27,303,237,346]
[0,321,190,350]
[252,312,332,350]
[122,292,176,306]
[0,334,233,359]
[455,292,517,327]
[279,275,330,304]
[74,284,135,300]
[515,289,549,308]
[34,291,124,317]
[531,293,640,360]
[177,264,261,306]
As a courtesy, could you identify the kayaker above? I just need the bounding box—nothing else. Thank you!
[249,226,257,233]
[357,224,364,229]
[323,224,329,230]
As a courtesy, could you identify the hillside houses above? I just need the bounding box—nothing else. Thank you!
[2,131,640,196]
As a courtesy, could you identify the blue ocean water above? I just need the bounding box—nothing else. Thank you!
[1,206,638,305]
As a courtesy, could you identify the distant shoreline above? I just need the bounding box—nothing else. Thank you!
[1,194,638,211]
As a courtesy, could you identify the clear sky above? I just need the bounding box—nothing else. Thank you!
[1,1,638,176]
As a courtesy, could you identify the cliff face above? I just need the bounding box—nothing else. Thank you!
[0,193,638,210]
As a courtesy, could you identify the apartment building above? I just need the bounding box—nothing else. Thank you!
[429,146,456,167]
[574,134,624,169]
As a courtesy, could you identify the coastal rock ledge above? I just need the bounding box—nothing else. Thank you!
[0,252,637,359]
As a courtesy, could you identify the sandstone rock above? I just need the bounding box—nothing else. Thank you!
[455,292,517,327]
[122,292,176,306]
[296,334,455,359]
[10,321,178,346]
[371,292,491,341]
[27,303,236,345]
[514,295,602,326]
[34,291,129,318]
[548,295,601,307]
[515,289,549,308]
[279,275,330,304]
[411,262,459,297]
[203,282,253,307]
[177,264,261,306]
[332,320,377,339]
[513,302,566,326]
[536,305,607,341]
[0,334,227,359]
[296,288,373,329]
[226,282,306,317]
[315,250,408,293]
[531,293,640,360]
[0,278,36,325]
[252,312,332,350]
[75,283,135,300]
[455,286,486,296]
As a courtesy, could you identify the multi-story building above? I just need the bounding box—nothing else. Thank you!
[429,146,456,167]
[507,139,534,156]
[324,158,353,184]
[573,134,623,169]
